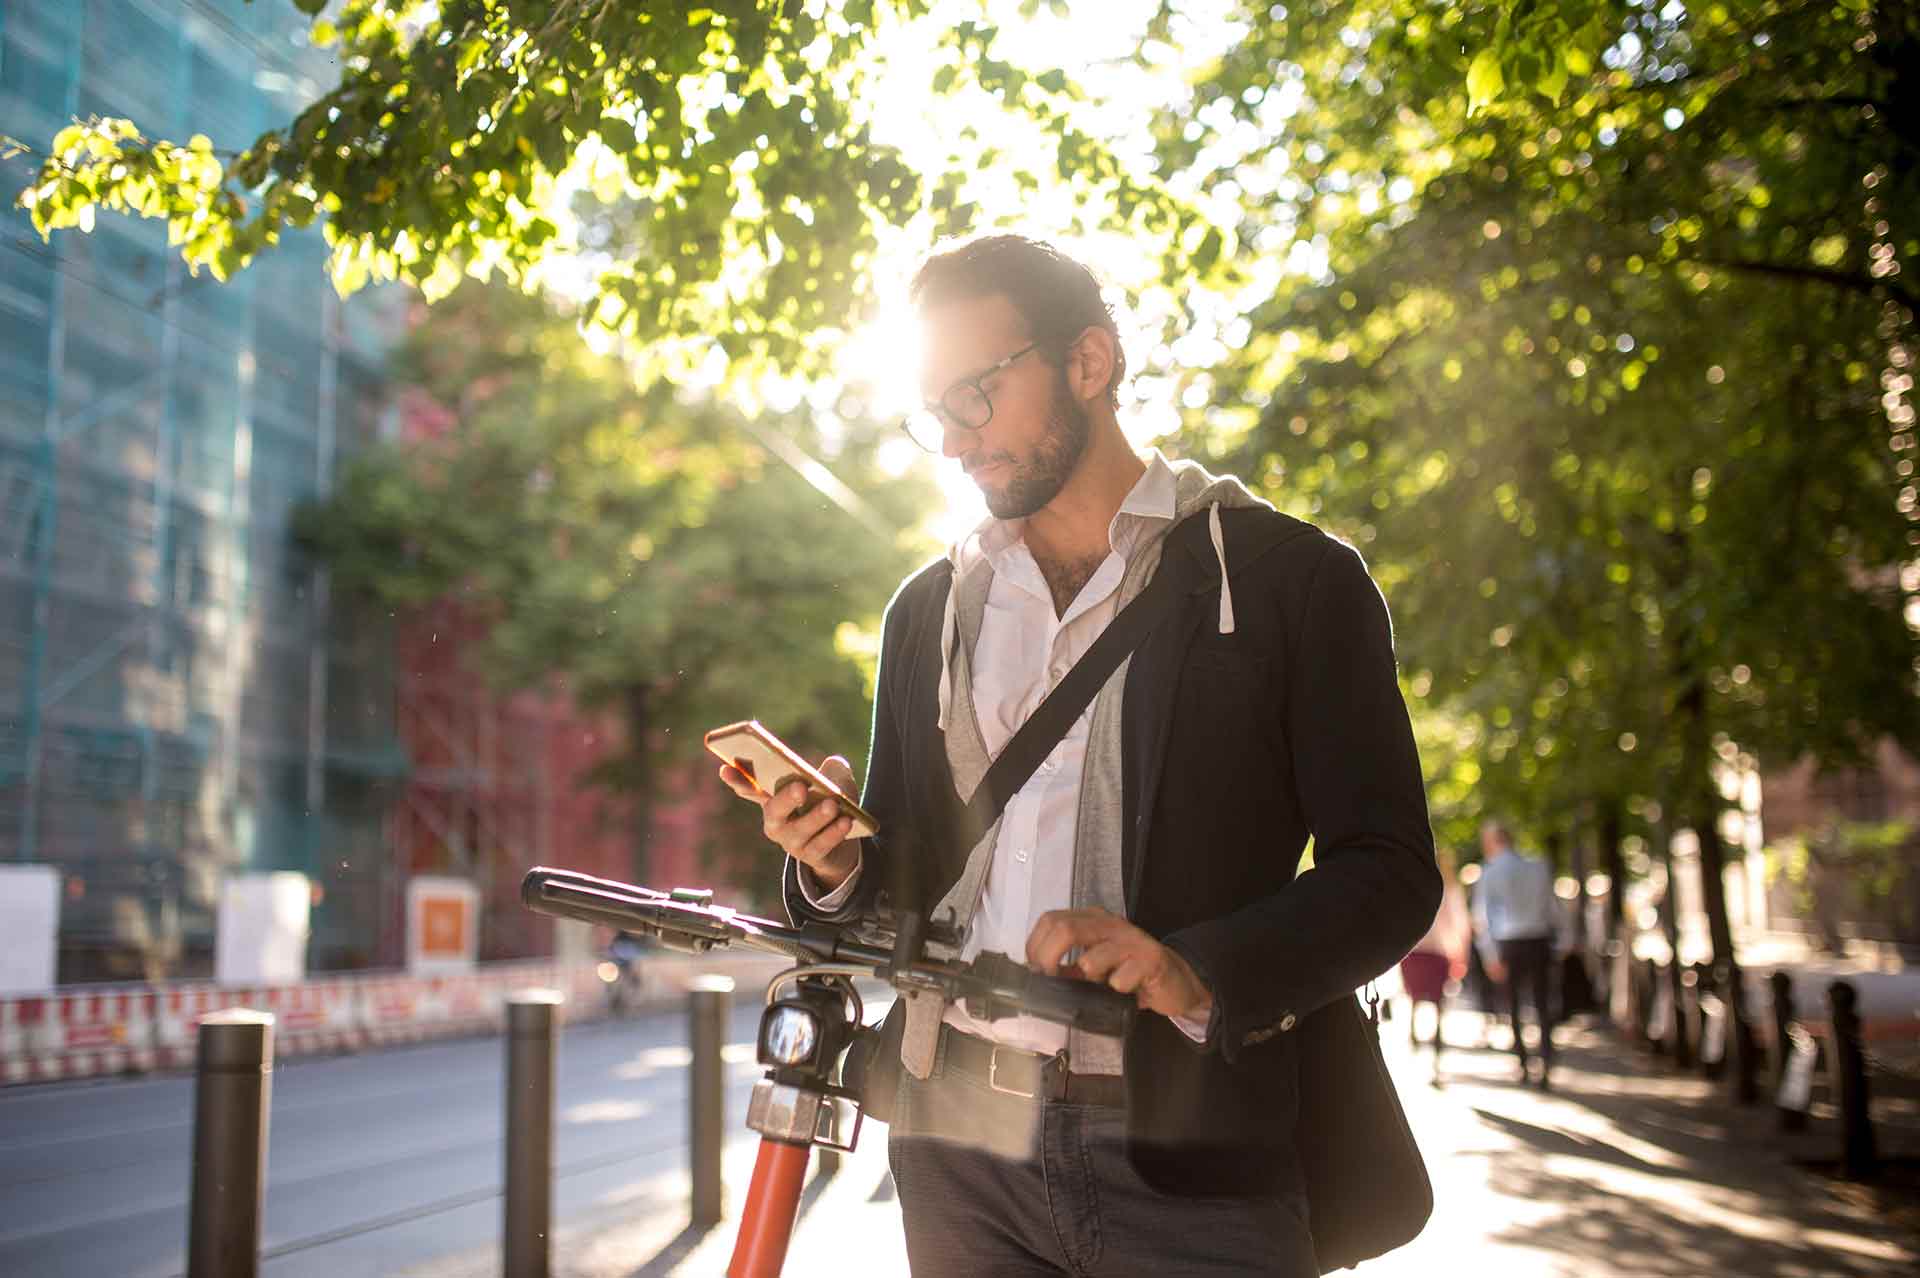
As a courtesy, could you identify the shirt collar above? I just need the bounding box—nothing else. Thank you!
[960,451,1177,576]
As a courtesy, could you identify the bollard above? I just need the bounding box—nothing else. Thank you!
[1724,963,1759,1105]
[691,975,735,1228]
[188,1009,275,1278]
[1829,980,1879,1179]
[1692,964,1722,1079]
[1669,962,1694,1068]
[1766,970,1797,1097]
[505,990,563,1278]
[1646,959,1673,1055]
[1636,957,1657,1046]
[1606,941,1631,1032]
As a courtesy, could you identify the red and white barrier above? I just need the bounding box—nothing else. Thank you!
[0,951,780,1086]
[3,986,159,1083]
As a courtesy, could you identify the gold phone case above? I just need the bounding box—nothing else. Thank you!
[703,720,880,839]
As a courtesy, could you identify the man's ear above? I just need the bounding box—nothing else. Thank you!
[1065,325,1120,405]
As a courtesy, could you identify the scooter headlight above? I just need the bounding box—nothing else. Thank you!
[759,1002,822,1068]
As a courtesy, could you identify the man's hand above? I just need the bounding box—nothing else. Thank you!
[717,755,861,892]
[1026,907,1213,1023]
[1486,957,1508,984]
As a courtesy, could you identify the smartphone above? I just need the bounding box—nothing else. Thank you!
[703,720,880,839]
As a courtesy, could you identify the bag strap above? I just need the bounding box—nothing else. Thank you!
[957,562,1181,843]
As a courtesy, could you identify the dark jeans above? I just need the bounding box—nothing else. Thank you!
[887,1057,1316,1277]
[1498,935,1556,1074]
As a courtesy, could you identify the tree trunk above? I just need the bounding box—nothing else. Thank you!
[1655,815,1693,1067]
[1566,824,1590,954]
[1676,677,1737,970]
[1599,801,1627,946]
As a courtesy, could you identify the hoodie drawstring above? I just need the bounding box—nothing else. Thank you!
[936,578,959,731]
[1208,501,1235,635]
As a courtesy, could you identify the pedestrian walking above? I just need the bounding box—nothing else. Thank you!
[1473,820,1560,1089]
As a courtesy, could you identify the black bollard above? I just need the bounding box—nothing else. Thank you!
[1829,980,1879,1179]
[1670,962,1694,1068]
[187,1009,275,1278]
[1637,957,1660,1048]
[1692,964,1722,1079]
[505,990,563,1278]
[1723,963,1759,1105]
[1605,941,1630,1032]
[1770,971,1796,1082]
[690,975,733,1228]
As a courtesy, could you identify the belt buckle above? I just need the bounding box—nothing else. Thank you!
[987,1045,1038,1099]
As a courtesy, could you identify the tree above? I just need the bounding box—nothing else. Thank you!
[294,280,938,882]
[1151,0,1920,975]
[11,0,1207,381]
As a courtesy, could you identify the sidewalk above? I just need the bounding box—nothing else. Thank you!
[415,1009,1919,1277]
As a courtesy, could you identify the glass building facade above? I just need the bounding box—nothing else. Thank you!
[1,0,406,980]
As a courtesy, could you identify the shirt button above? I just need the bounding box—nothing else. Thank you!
[1279,1013,1297,1032]
[1015,849,1029,864]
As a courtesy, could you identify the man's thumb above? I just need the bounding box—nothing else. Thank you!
[820,755,856,791]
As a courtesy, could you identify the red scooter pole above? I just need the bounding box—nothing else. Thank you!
[726,1137,813,1278]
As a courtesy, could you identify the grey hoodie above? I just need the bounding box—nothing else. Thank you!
[923,453,1271,1076]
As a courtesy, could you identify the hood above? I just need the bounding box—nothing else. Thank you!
[1167,455,1272,636]
[932,453,1271,730]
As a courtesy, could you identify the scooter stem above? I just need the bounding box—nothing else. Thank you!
[725,1137,812,1278]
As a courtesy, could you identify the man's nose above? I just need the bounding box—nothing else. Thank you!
[940,418,975,461]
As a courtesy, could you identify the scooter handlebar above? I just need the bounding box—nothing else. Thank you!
[521,866,1135,1037]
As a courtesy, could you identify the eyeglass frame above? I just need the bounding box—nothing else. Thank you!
[900,341,1041,453]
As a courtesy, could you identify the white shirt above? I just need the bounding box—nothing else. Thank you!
[1472,847,1560,962]
[807,456,1183,1057]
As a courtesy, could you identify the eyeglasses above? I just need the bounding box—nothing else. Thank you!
[901,342,1039,453]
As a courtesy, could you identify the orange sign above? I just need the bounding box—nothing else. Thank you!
[420,898,469,956]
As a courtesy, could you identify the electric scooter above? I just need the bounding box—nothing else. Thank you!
[521,866,1134,1278]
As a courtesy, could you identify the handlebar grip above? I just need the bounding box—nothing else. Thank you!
[1015,969,1136,1037]
[961,952,1136,1037]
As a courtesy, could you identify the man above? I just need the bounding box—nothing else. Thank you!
[1472,820,1560,1088]
[721,234,1439,1275]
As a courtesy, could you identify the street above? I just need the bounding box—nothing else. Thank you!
[2,1000,1915,1278]
[0,1005,771,1278]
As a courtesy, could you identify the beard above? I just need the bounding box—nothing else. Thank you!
[972,372,1092,521]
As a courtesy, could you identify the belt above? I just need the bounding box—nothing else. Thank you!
[939,1027,1126,1108]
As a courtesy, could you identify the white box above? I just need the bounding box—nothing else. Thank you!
[0,865,59,993]
[215,873,312,986]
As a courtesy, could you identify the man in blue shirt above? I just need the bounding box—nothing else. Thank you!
[1472,820,1560,1088]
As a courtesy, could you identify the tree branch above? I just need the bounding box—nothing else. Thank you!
[1684,255,1919,313]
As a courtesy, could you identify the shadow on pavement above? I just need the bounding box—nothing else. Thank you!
[1480,1157,1909,1277]
[624,1223,720,1278]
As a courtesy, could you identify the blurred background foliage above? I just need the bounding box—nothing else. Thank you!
[293,278,935,793]
[15,0,1920,953]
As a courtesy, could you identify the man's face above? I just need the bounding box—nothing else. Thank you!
[917,294,1090,521]
[1480,826,1506,858]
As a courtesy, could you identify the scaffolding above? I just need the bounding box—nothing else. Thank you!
[392,601,645,962]
[0,0,406,980]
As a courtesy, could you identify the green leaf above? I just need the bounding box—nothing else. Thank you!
[1537,49,1569,104]
[599,117,637,154]
[1467,48,1505,113]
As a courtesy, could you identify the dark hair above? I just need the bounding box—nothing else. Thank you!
[908,234,1127,407]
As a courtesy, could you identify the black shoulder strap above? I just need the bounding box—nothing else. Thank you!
[956,553,1181,845]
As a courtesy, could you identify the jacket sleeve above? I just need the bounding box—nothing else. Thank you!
[1163,539,1441,1063]
[782,574,919,926]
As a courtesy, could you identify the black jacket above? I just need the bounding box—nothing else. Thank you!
[788,505,1440,1196]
